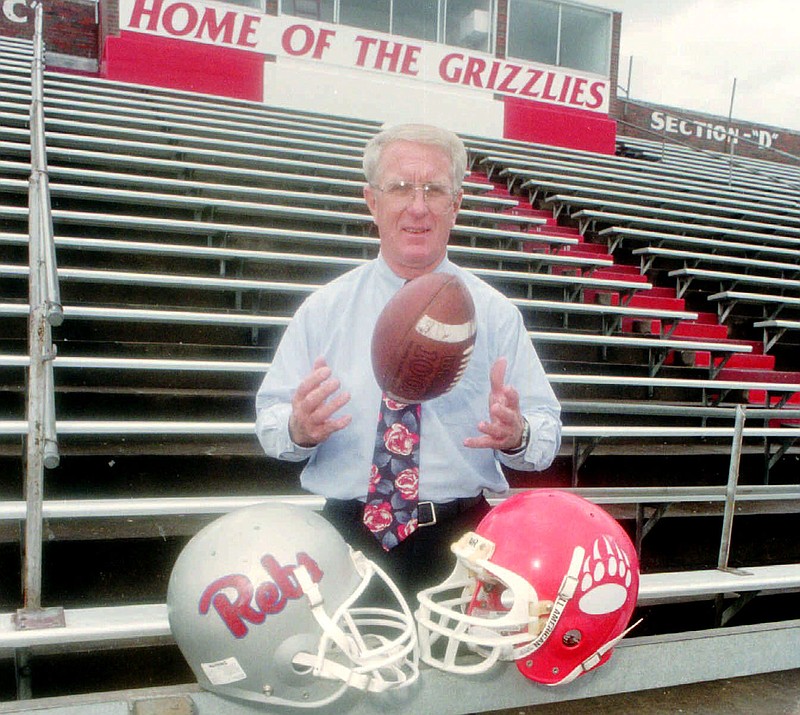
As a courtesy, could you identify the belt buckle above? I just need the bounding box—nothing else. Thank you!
[417,501,437,527]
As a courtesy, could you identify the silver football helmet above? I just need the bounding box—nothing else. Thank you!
[168,503,418,707]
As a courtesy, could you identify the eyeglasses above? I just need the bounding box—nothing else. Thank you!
[373,180,457,213]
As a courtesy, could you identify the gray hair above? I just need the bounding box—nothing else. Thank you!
[362,123,468,191]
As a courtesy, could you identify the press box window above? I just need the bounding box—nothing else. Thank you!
[224,0,268,11]
[281,0,493,52]
[445,0,493,53]
[284,0,334,22]
[507,0,611,76]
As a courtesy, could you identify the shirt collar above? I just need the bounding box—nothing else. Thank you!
[375,254,453,287]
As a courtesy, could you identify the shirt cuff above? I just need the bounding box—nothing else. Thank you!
[496,412,560,471]
[255,403,318,462]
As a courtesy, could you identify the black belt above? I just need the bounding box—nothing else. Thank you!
[324,494,486,528]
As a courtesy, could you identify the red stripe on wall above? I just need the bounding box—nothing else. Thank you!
[503,96,617,154]
[103,31,265,102]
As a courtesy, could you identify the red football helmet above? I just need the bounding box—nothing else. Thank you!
[415,490,640,685]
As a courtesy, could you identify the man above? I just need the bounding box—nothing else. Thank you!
[256,123,561,594]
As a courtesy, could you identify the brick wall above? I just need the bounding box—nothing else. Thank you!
[0,0,98,60]
[100,0,120,42]
[608,11,621,117]
[495,0,508,59]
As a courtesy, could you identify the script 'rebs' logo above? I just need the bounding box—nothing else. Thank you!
[198,552,323,638]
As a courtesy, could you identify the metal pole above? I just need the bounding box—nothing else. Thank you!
[718,404,746,570]
[30,5,62,327]
[22,326,47,612]
[22,1,47,613]
[44,359,59,470]
[727,77,737,187]
[19,0,63,623]
[626,55,633,98]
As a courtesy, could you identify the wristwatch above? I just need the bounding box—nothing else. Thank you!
[503,418,530,455]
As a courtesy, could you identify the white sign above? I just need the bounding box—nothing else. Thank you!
[119,0,610,114]
[649,111,779,149]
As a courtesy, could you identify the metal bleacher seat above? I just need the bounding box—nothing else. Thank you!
[478,151,800,209]
[2,231,708,337]
[518,175,800,224]
[0,229,606,286]
[668,267,800,299]
[505,161,799,209]
[709,290,800,323]
[753,319,800,351]
[632,246,800,279]
[618,133,800,188]
[599,226,800,264]
[544,194,800,234]
[476,128,800,193]
[0,173,547,233]
[0,153,521,216]
[0,240,649,302]
[569,209,800,246]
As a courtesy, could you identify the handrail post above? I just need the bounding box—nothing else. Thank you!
[718,405,746,570]
[23,307,47,611]
[17,0,65,639]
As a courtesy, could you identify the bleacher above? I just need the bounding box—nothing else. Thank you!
[1,30,800,710]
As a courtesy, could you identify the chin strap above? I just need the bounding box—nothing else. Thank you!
[546,618,643,687]
[291,647,416,694]
[513,545,585,660]
[206,678,349,710]
[293,558,419,694]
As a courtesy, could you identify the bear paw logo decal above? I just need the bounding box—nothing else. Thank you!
[577,536,633,616]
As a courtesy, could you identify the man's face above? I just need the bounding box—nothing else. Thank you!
[364,140,463,280]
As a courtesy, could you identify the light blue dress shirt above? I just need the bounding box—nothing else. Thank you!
[255,255,562,502]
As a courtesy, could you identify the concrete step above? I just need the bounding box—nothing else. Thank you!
[530,225,582,237]
[640,286,677,299]
[628,294,686,311]
[714,353,775,370]
[694,311,720,325]
[718,368,800,383]
[556,241,608,255]
[502,205,552,218]
[621,317,663,335]
[671,322,730,341]
[769,392,800,425]
[592,267,649,281]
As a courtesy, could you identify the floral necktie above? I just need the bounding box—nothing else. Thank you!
[363,395,421,551]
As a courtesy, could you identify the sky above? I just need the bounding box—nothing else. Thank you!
[582,0,799,131]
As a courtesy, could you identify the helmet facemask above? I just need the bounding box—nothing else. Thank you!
[292,548,419,701]
[416,530,583,675]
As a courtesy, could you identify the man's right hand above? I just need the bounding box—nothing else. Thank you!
[289,357,352,447]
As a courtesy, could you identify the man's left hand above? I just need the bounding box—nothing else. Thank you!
[463,357,526,452]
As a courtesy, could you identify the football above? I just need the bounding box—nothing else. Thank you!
[371,272,477,403]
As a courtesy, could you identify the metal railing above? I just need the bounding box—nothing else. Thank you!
[21,1,62,618]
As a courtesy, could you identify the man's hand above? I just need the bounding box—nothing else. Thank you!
[463,357,526,452]
[289,357,352,447]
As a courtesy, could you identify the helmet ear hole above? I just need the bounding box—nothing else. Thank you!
[562,628,582,648]
[291,661,314,676]
[276,635,321,682]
